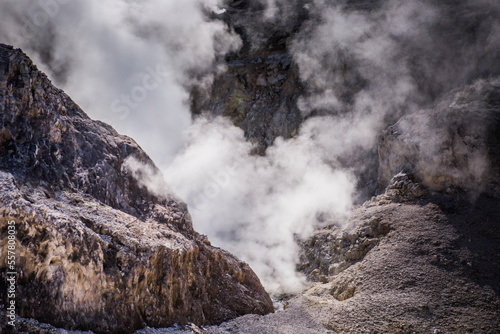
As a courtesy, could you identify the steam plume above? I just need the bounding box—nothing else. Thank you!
[1,0,499,294]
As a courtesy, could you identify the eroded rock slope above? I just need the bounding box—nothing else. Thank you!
[0,44,273,333]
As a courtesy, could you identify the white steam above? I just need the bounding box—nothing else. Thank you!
[162,116,355,293]
[1,0,499,296]
[0,0,240,165]
[292,0,434,124]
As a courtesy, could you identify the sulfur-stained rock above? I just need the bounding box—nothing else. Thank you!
[0,44,273,333]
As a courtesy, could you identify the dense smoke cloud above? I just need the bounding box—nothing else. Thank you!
[1,0,499,295]
[293,0,500,116]
[285,0,500,200]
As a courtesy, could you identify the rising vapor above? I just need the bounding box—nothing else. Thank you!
[0,0,241,165]
[1,0,498,295]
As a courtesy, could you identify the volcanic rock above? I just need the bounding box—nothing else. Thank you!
[378,79,500,197]
[191,0,308,154]
[0,44,273,333]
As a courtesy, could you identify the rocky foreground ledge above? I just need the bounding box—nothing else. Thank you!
[0,44,273,333]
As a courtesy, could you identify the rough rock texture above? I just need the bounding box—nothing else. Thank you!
[0,43,162,219]
[297,207,392,283]
[191,0,307,154]
[379,78,500,197]
[87,174,498,334]
[196,175,500,333]
[0,44,273,333]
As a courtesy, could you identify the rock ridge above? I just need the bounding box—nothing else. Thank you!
[0,44,273,333]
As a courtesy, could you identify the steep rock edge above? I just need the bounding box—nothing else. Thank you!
[0,44,273,333]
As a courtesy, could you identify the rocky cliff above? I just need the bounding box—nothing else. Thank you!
[378,78,500,197]
[0,44,273,333]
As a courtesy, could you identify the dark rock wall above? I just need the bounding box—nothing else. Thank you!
[0,43,162,220]
[192,1,308,154]
[379,78,500,197]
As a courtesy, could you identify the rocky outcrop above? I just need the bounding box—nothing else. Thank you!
[297,206,392,283]
[378,78,500,197]
[0,43,163,220]
[0,44,273,333]
[191,1,307,154]
[297,172,424,286]
[203,174,500,333]
[289,81,500,331]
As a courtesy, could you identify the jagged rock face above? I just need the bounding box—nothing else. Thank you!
[204,193,500,333]
[297,173,425,283]
[0,43,163,219]
[297,212,391,283]
[231,173,498,333]
[378,78,500,197]
[0,44,273,333]
[191,0,307,154]
[292,194,500,333]
[0,173,272,332]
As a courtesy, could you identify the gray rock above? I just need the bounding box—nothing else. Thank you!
[0,44,273,333]
[378,78,500,197]
[191,1,307,154]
